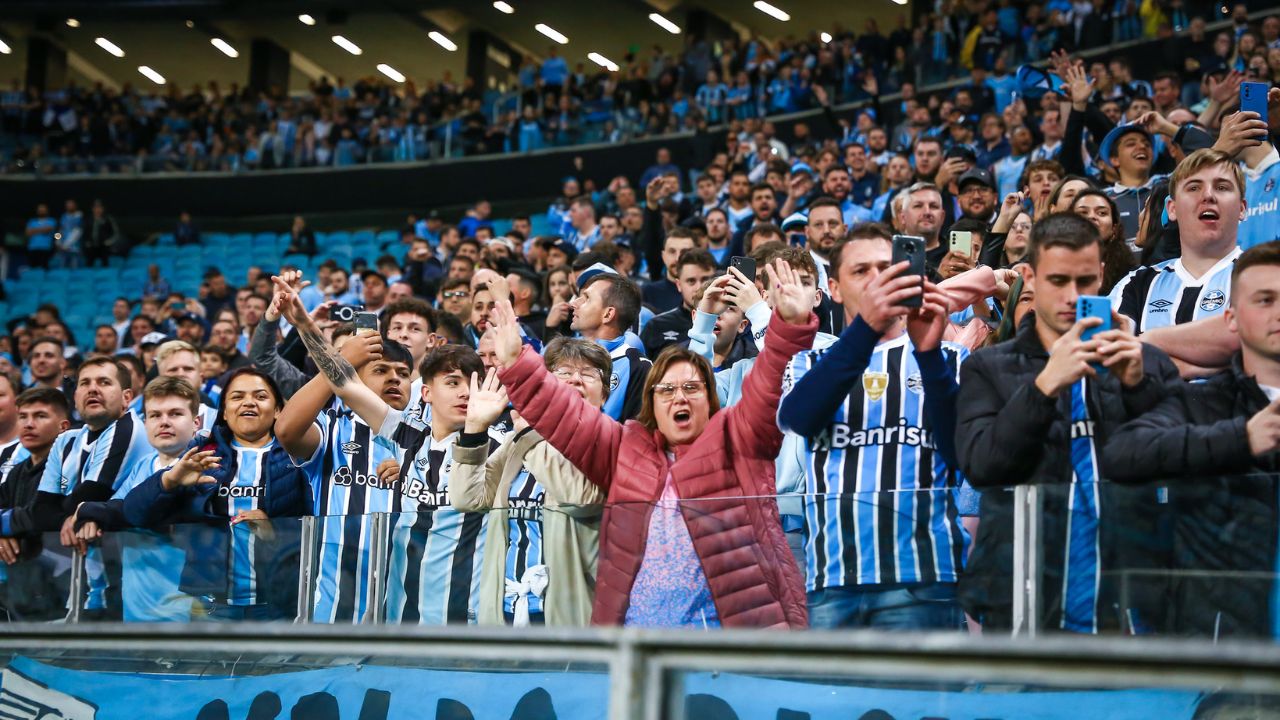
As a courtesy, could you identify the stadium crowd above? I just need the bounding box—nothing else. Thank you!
[0,6,1279,636]
[5,1,1274,173]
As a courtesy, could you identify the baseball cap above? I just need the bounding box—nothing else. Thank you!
[140,332,170,348]
[1097,122,1153,167]
[486,237,516,252]
[957,167,997,192]
[781,212,809,232]
[175,312,207,327]
[576,262,619,289]
[550,239,580,261]
[944,144,978,164]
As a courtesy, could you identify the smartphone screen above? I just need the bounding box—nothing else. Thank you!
[1241,81,1269,139]
[891,235,926,308]
[729,256,757,283]
[354,311,379,334]
[1077,295,1112,371]
[949,230,972,258]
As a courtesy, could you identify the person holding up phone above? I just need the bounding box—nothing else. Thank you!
[955,213,1179,634]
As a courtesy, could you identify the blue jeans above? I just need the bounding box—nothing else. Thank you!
[807,583,965,631]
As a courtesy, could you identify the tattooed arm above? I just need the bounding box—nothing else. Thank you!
[271,273,393,430]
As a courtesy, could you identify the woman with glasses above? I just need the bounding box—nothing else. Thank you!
[486,260,818,629]
[451,338,609,627]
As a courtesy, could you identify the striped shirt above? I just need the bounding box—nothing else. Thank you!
[1062,379,1102,633]
[378,409,495,625]
[1110,247,1240,334]
[220,439,275,606]
[296,407,413,624]
[0,438,29,485]
[501,451,545,616]
[598,335,651,421]
[113,451,195,622]
[783,334,970,592]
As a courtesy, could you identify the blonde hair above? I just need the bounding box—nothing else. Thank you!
[154,339,200,367]
[1168,148,1245,200]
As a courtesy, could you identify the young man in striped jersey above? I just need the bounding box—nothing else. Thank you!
[1111,149,1245,333]
[777,223,970,630]
[381,298,440,426]
[956,213,1179,632]
[275,325,414,624]
[143,341,218,431]
[275,276,493,625]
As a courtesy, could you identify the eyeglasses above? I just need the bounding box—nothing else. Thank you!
[442,291,469,299]
[552,366,603,384]
[1011,222,1033,232]
[652,380,706,400]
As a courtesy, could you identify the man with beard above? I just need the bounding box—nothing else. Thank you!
[892,182,948,280]
[704,207,733,268]
[805,198,848,335]
[957,168,999,225]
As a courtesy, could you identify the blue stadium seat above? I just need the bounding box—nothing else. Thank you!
[375,229,398,247]
[156,233,176,246]
[17,267,45,282]
[254,232,277,246]
[530,215,555,237]
[352,229,375,246]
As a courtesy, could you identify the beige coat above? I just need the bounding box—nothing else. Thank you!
[451,427,604,626]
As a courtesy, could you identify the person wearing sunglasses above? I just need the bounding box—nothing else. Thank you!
[487,260,818,629]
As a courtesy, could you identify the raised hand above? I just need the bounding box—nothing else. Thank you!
[1212,111,1269,159]
[722,266,764,311]
[992,191,1025,234]
[1209,69,1245,106]
[1048,49,1074,82]
[1135,110,1178,138]
[764,259,816,324]
[488,293,525,368]
[856,260,920,333]
[339,332,383,369]
[697,274,734,316]
[465,368,510,433]
[161,448,221,492]
[905,281,950,352]
[271,272,311,327]
[1065,61,1095,109]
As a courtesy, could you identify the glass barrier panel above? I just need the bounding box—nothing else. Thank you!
[76,518,305,623]
[0,531,76,622]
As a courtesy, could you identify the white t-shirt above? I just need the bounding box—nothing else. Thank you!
[1261,384,1280,403]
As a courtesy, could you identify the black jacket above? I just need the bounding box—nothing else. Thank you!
[1105,355,1280,638]
[0,457,48,549]
[640,306,693,357]
[955,314,1179,630]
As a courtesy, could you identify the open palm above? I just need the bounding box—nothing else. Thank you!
[466,368,509,432]
[765,259,815,324]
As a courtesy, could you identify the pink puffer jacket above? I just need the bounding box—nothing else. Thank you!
[498,310,817,628]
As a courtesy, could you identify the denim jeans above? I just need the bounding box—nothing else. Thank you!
[192,599,286,622]
[807,582,965,631]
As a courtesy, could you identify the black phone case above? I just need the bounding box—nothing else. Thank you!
[891,236,925,308]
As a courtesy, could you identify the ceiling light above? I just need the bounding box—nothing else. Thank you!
[753,1,790,21]
[210,38,239,58]
[0,39,10,55]
[493,1,515,13]
[185,20,194,29]
[66,18,80,28]
[377,64,406,83]
[892,0,908,4]
[138,66,166,85]
[428,31,457,51]
[588,52,619,72]
[820,31,832,43]
[331,35,362,55]
[95,37,125,57]
[648,13,681,34]
[534,23,568,44]
[298,14,316,26]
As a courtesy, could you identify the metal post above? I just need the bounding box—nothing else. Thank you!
[295,515,317,624]
[366,512,390,625]
[65,550,84,624]
[1011,485,1042,638]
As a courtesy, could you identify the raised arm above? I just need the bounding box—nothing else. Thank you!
[490,295,624,490]
[451,369,512,512]
[271,272,391,430]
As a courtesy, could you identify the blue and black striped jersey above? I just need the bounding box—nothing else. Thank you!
[1110,248,1240,334]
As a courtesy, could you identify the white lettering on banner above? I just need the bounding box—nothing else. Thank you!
[217,485,263,498]
[1245,198,1278,220]
[1071,420,1096,439]
[401,479,448,507]
[810,423,935,452]
[333,466,396,489]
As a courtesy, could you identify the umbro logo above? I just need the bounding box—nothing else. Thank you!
[1148,299,1173,313]
[341,441,362,454]
[415,456,429,468]
[662,331,679,341]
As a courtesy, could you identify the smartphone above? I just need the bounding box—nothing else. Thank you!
[949,230,973,259]
[169,301,185,312]
[1077,295,1112,371]
[891,234,926,308]
[1241,81,1269,138]
[729,255,757,283]
[354,311,379,334]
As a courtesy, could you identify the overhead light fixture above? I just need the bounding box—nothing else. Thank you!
[66,18,80,28]
[377,63,406,83]
[648,13,681,34]
[892,0,908,4]
[428,31,457,51]
[587,52,619,72]
[0,39,10,55]
[298,14,316,26]
[820,31,832,43]
[493,1,515,13]
[137,66,166,85]
[185,20,194,29]
[95,37,125,57]
[331,35,362,55]
[753,1,790,21]
[210,38,239,58]
[534,23,568,44]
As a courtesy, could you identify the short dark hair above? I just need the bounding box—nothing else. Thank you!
[949,218,988,236]
[1231,240,1280,299]
[675,248,717,276]
[750,182,774,198]
[440,276,470,294]
[379,338,414,369]
[1027,212,1102,267]
[806,196,843,216]
[830,222,895,269]
[664,226,700,249]
[381,298,436,335]
[16,387,70,418]
[581,274,642,330]
[30,336,65,355]
[419,344,483,383]
[75,355,131,389]
[745,223,785,249]
[143,376,200,415]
